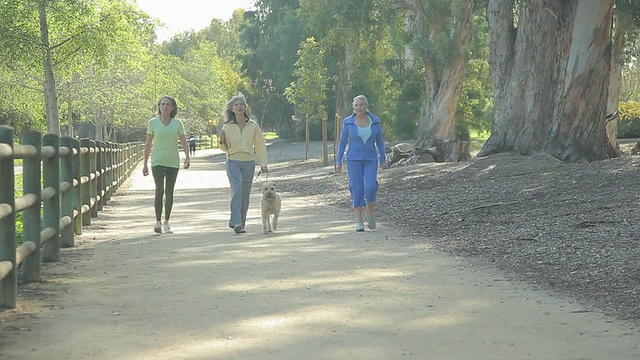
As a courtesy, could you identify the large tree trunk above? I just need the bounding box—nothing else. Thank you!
[38,3,60,135]
[605,12,628,156]
[480,0,617,162]
[411,0,474,161]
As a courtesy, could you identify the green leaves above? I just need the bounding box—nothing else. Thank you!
[284,37,328,124]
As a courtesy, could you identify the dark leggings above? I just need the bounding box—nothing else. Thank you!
[151,166,179,222]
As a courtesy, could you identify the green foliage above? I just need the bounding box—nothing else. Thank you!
[14,174,23,244]
[618,101,640,138]
[284,37,328,125]
[457,59,494,136]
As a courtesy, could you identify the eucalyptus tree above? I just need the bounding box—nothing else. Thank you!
[242,1,306,136]
[299,0,382,121]
[390,0,475,161]
[479,0,617,161]
[284,37,329,161]
[0,0,150,135]
[176,42,243,133]
[605,2,640,148]
[0,65,45,133]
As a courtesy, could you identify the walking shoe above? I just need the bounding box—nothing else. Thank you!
[154,221,162,233]
[234,224,244,234]
[367,215,377,230]
[163,222,173,234]
[355,221,365,232]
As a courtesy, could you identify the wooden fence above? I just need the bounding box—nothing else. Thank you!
[0,125,142,308]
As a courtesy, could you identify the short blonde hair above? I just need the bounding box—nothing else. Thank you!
[353,94,368,106]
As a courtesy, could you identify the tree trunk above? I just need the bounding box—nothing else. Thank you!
[322,116,328,166]
[480,0,616,162]
[605,12,628,157]
[412,0,474,162]
[95,109,104,141]
[305,117,310,161]
[339,30,359,120]
[38,2,60,135]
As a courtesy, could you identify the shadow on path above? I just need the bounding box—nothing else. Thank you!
[1,147,639,360]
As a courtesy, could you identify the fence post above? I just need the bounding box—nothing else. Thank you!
[21,131,42,281]
[72,138,82,235]
[80,139,91,226]
[89,140,97,218]
[60,136,75,247]
[96,141,105,211]
[116,144,122,191]
[42,134,60,262]
[106,142,114,201]
[0,126,16,308]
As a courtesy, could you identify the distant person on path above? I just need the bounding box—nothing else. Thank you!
[188,133,197,157]
[142,95,190,234]
[218,93,268,234]
[336,94,389,232]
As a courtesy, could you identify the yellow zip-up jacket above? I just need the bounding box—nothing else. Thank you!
[219,119,267,166]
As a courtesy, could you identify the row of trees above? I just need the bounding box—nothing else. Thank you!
[2,1,640,162]
[0,0,243,141]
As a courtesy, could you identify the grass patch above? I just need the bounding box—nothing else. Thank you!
[265,132,279,140]
[14,173,23,244]
[469,130,490,153]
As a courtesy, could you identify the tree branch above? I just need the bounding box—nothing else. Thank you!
[390,1,413,11]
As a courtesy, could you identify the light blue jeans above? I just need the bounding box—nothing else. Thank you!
[226,159,256,228]
[346,160,379,208]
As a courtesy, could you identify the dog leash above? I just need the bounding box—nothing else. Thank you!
[253,167,269,182]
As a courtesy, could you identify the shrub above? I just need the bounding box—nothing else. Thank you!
[617,101,640,138]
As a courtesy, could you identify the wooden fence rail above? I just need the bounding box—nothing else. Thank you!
[0,125,142,308]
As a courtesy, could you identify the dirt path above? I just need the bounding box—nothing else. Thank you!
[1,147,639,360]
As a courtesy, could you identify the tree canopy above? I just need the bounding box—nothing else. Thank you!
[1,0,639,163]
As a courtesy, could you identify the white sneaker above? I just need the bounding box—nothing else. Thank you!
[367,215,377,230]
[163,222,173,234]
[355,221,365,232]
[153,221,162,233]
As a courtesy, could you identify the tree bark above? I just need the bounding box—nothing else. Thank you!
[605,12,628,157]
[38,2,60,135]
[480,0,616,162]
[411,0,474,162]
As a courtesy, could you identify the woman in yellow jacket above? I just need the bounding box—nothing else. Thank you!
[218,94,268,233]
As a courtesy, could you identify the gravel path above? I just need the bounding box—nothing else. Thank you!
[0,142,638,360]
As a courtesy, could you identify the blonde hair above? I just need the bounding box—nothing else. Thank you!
[224,93,250,123]
[353,94,368,107]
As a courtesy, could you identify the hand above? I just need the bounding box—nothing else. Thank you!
[336,164,342,173]
[381,163,390,170]
[184,157,190,169]
[142,165,149,176]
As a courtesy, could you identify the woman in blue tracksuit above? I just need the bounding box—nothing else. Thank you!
[336,94,389,232]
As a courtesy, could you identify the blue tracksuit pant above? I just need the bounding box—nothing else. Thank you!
[346,160,378,208]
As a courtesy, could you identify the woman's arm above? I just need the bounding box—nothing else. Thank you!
[143,134,153,176]
[218,126,229,151]
[253,123,268,171]
[376,125,388,169]
[179,135,190,169]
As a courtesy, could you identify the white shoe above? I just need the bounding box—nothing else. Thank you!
[153,221,162,233]
[163,222,173,234]
[367,215,377,230]
[355,221,365,232]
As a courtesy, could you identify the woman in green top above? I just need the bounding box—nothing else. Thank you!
[142,96,190,234]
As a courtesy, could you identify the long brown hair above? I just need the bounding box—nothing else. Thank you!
[157,96,178,118]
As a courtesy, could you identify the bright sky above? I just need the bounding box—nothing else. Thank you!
[136,0,255,42]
